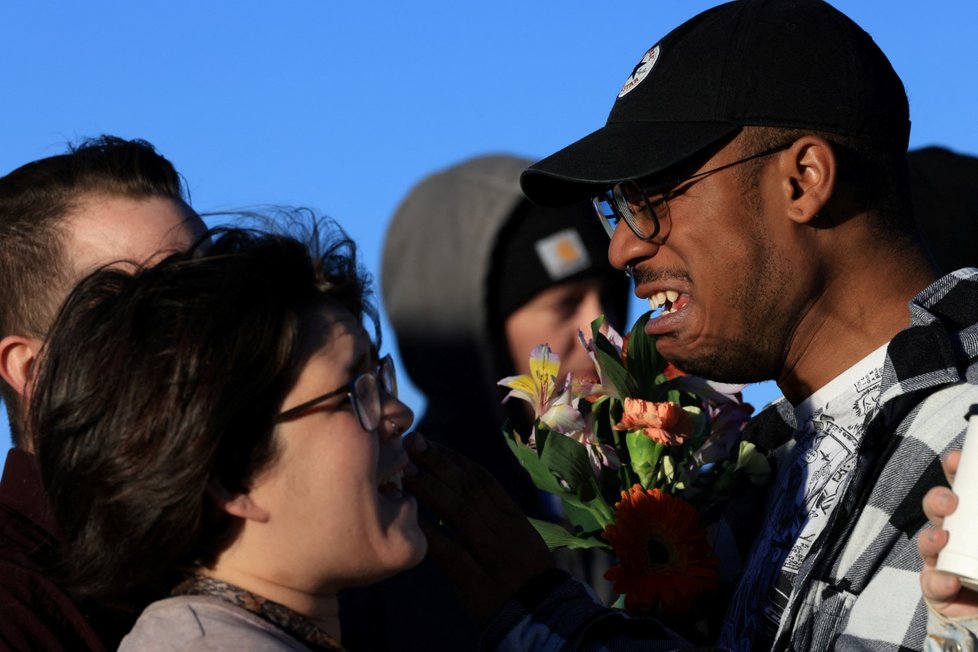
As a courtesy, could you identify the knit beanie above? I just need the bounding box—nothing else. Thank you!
[490,199,624,320]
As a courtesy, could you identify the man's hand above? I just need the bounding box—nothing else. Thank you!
[919,450,978,617]
[403,431,555,626]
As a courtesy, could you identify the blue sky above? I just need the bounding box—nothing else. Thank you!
[2,1,976,450]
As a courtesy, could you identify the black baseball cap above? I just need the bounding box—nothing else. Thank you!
[521,0,911,207]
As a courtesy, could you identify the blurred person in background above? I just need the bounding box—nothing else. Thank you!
[908,146,978,274]
[0,136,205,651]
[341,154,630,650]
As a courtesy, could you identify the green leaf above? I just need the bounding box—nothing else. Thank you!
[684,405,710,450]
[561,496,605,532]
[598,348,639,397]
[590,397,613,440]
[503,421,618,533]
[589,316,638,399]
[659,453,677,487]
[539,430,593,496]
[534,424,551,451]
[563,492,613,530]
[736,441,773,486]
[626,312,664,400]
[504,431,565,495]
[625,431,662,488]
[528,518,611,551]
[589,314,607,341]
[504,427,615,529]
[591,316,621,364]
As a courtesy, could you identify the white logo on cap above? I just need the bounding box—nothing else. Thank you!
[535,228,591,281]
[618,45,660,99]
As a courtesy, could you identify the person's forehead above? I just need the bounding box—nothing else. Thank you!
[64,193,205,276]
[300,304,375,375]
[312,303,372,347]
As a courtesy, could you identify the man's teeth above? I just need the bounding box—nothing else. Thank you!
[379,470,404,491]
[649,290,680,314]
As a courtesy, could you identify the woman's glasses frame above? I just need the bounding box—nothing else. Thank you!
[274,354,397,431]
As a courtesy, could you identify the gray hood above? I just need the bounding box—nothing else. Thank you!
[382,155,530,406]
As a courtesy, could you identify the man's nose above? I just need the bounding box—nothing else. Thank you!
[608,220,661,272]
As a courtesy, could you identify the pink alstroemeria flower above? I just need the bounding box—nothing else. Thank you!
[670,376,753,466]
[538,387,585,435]
[566,411,621,477]
[692,400,754,466]
[613,398,697,446]
[576,324,625,399]
[673,376,747,406]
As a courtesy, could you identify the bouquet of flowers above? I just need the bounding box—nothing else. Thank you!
[499,311,770,616]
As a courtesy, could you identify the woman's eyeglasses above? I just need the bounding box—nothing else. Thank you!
[274,354,397,431]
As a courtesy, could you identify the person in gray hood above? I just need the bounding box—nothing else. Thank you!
[339,154,629,651]
[381,153,630,516]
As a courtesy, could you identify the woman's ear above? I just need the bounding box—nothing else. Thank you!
[206,479,270,523]
[0,335,42,398]
[781,135,838,224]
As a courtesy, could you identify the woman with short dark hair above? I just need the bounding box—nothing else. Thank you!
[31,219,426,650]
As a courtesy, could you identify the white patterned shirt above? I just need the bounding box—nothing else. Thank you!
[720,344,887,650]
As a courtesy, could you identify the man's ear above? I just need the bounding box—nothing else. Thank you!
[206,479,270,523]
[780,135,837,224]
[0,335,42,398]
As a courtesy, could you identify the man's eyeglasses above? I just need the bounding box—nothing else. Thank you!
[275,354,397,431]
[592,144,791,243]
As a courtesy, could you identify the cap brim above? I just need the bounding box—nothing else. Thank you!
[520,121,740,207]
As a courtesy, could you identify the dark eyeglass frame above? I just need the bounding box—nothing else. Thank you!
[274,354,397,431]
[592,143,792,243]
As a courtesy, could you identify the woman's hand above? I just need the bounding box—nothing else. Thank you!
[403,431,554,626]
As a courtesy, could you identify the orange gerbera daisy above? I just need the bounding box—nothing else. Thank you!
[602,485,718,615]
[612,398,696,446]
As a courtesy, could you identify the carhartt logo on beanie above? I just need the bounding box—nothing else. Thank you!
[492,199,617,319]
[534,228,591,281]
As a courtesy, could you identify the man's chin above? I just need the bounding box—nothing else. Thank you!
[660,347,776,386]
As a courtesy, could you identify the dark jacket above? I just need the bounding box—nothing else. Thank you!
[0,448,112,651]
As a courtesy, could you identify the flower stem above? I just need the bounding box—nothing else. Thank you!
[610,412,632,489]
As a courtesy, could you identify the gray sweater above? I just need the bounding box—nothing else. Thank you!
[119,595,308,651]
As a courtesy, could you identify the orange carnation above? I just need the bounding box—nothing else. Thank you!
[613,398,695,446]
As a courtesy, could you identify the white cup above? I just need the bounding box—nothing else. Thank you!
[937,409,978,592]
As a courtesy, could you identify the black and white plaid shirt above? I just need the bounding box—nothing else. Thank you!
[770,268,978,651]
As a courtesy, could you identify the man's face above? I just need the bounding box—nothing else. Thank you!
[607,139,804,384]
[65,193,206,279]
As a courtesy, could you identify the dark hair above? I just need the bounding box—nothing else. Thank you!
[0,135,187,445]
[736,126,916,238]
[31,216,378,610]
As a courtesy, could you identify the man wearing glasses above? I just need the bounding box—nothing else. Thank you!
[406,0,978,650]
